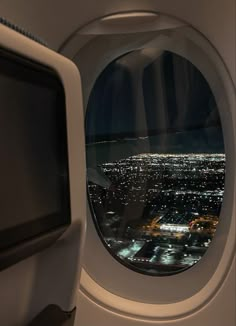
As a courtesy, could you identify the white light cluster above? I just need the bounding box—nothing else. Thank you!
[160,224,189,233]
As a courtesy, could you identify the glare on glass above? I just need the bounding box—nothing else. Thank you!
[86,50,225,276]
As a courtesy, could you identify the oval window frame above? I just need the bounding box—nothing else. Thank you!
[65,15,235,319]
[85,48,227,278]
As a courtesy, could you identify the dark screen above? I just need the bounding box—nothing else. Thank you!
[0,50,70,250]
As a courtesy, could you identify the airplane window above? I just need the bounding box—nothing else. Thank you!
[86,50,225,276]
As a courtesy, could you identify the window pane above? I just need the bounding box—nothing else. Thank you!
[86,50,225,276]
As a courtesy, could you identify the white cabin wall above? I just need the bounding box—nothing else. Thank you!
[0,0,235,84]
[76,260,235,325]
[0,1,234,326]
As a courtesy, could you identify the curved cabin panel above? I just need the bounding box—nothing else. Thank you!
[0,1,234,326]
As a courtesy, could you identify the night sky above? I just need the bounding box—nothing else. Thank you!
[86,51,224,154]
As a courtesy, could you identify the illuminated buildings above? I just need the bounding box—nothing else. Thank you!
[88,153,225,274]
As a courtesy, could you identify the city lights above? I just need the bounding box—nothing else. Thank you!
[88,153,225,275]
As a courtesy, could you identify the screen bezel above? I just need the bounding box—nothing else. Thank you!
[0,47,71,253]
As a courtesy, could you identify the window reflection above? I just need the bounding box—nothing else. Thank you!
[86,50,225,275]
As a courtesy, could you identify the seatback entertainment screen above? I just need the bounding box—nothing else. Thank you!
[0,49,70,251]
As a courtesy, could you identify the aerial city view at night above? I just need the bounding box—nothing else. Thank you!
[88,152,225,275]
[86,50,226,275]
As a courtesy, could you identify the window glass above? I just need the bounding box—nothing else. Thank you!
[86,50,225,276]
